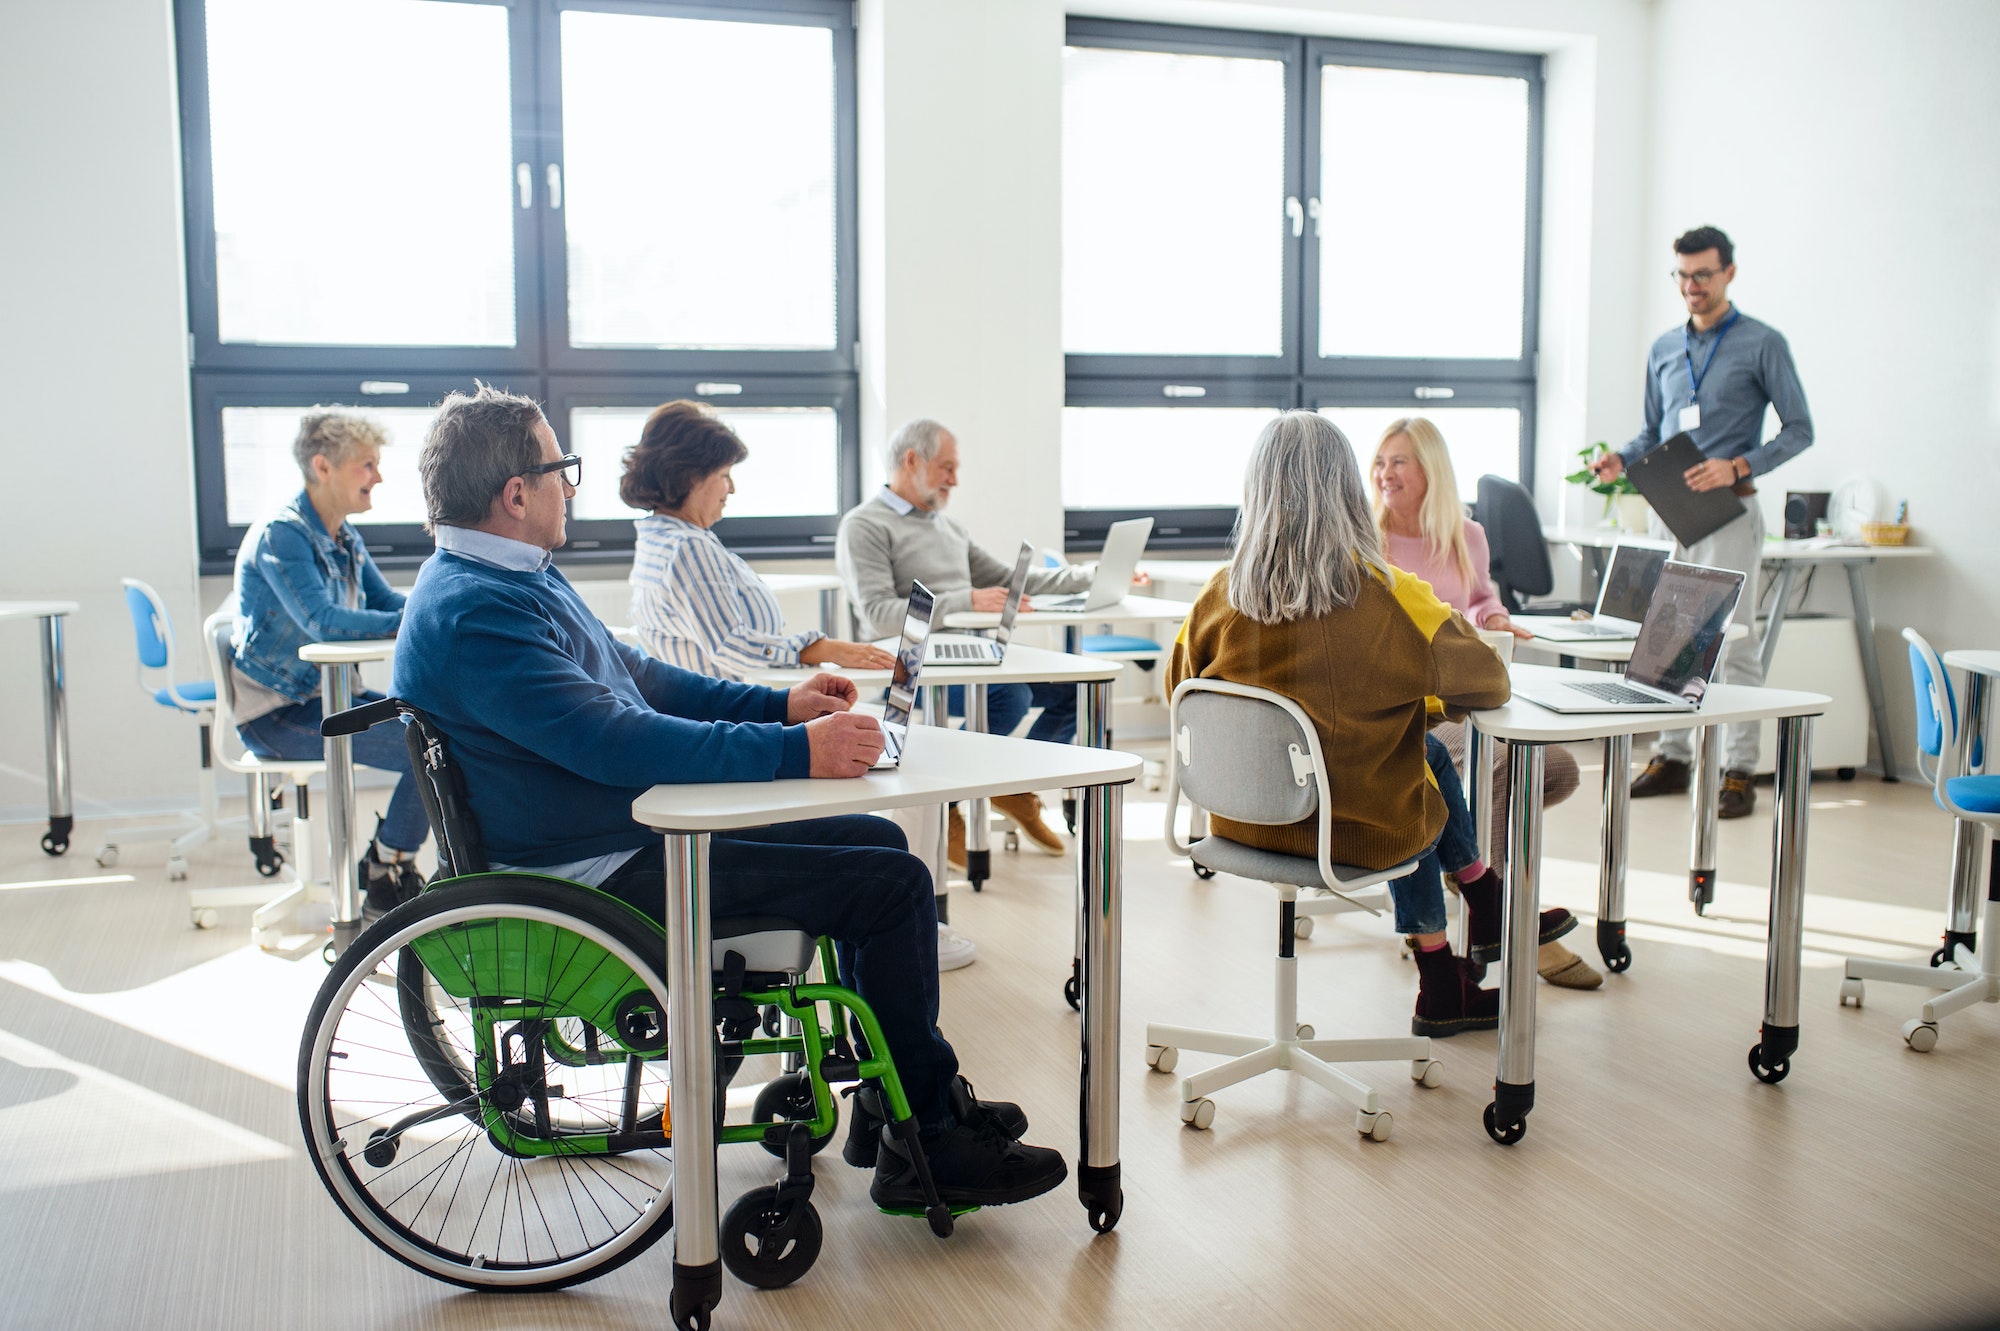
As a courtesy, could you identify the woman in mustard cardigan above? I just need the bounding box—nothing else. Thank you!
[1170,411,1572,1035]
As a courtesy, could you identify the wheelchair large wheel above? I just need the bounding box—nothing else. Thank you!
[300,878,677,1292]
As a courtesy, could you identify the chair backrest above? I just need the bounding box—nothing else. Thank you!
[1169,679,1322,827]
[398,707,489,878]
[1475,475,1555,611]
[123,579,172,670]
[202,610,262,774]
[1903,625,1960,792]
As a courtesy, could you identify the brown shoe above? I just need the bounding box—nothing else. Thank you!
[1719,769,1757,819]
[1630,756,1691,798]
[992,792,1065,855]
[947,805,967,870]
[1538,942,1604,989]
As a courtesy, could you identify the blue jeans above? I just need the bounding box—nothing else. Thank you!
[1387,734,1483,936]
[600,814,959,1134]
[947,682,1077,743]
[238,692,429,854]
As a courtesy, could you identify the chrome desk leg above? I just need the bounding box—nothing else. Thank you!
[1068,679,1114,1011]
[1488,741,1545,1145]
[922,682,952,923]
[1752,714,1814,1083]
[1076,777,1124,1232]
[1598,733,1633,972]
[1845,561,1901,782]
[818,586,840,637]
[1466,722,1493,865]
[323,662,362,951]
[1759,561,1800,676]
[966,684,991,891]
[1942,673,1988,963]
[1690,724,1721,914]
[664,830,721,1330]
[37,613,72,855]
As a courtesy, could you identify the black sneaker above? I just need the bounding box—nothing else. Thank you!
[358,841,424,918]
[843,1077,1028,1168]
[870,1112,1067,1211]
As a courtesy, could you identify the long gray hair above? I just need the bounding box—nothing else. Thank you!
[1228,412,1391,624]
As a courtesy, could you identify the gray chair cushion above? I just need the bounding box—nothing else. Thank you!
[712,916,816,976]
[1188,835,1394,891]
[1176,691,1319,825]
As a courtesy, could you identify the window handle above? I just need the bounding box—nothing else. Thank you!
[1414,386,1456,400]
[1284,196,1304,238]
[516,163,532,209]
[546,163,563,210]
[1306,196,1322,236]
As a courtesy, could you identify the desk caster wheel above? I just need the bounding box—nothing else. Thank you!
[1838,977,1864,1007]
[1293,916,1314,940]
[1356,1109,1393,1142]
[1410,1058,1443,1088]
[1603,944,1633,973]
[720,1187,821,1290]
[1180,1098,1215,1131]
[1145,1044,1178,1073]
[1929,944,1961,970]
[95,845,118,869]
[42,834,68,856]
[1748,1043,1791,1082]
[1192,864,1215,880]
[1902,1020,1939,1053]
[1483,1102,1526,1145]
[1063,972,1080,1010]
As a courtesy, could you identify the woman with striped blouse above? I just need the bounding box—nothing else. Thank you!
[626,401,894,680]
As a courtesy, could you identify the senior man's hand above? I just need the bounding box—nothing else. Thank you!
[968,586,1012,613]
[806,711,884,777]
[788,672,858,723]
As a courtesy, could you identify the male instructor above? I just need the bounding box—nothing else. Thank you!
[1592,225,1814,818]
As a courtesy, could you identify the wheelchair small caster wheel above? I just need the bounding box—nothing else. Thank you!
[361,1128,398,1168]
[1063,973,1080,1010]
[1356,1109,1393,1142]
[1411,1058,1443,1088]
[1902,1020,1939,1053]
[1604,945,1633,974]
[1483,1102,1526,1145]
[1838,977,1864,1007]
[750,1071,834,1157]
[1748,1043,1791,1082]
[1294,1023,1314,1040]
[719,1186,822,1289]
[1180,1098,1215,1130]
[1293,916,1314,940]
[191,907,220,931]
[167,856,189,882]
[1145,1044,1178,1074]
[1192,864,1215,880]
[96,845,118,869]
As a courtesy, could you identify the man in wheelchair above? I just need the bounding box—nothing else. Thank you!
[391,383,1065,1214]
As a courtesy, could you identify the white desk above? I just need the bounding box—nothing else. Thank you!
[1469,666,1828,1144]
[947,593,1196,654]
[761,572,844,636]
[1939,650,2000,960]
[298,638,397,945]
[630,726,1143,1328]
[1515,620,1748,667]
[2,601,80,855]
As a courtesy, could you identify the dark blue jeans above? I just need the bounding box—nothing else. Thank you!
[1387,734,1483,936]
[237,692,429,854]
[600,814,959,1134]
[947,682,1077,743]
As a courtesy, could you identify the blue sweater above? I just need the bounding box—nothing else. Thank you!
[393,551,812,868]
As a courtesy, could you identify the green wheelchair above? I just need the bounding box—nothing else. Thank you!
[297,698,959,1295]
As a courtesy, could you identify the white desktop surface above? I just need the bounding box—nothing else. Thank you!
[761,572,844,594]
[631,725,1141,831]
[1549,526,1933,562]
[1942,650,2000,678]
[298,639,396,666]
[0,601,80,621]
[946,592,1194,631]
[1471,664,1828,743]
[1138,559,1226,586]
[745,642,1120,691]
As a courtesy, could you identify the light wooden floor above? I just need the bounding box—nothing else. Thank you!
[3,755,1999,1331]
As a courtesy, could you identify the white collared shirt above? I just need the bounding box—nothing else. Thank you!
[433,524,554,573]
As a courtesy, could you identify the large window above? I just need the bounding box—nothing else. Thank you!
[1062,20,1542,547]
[178,0,858,572]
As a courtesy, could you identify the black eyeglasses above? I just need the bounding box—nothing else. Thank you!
[520,453,582,487]
[1671,267,1727,287]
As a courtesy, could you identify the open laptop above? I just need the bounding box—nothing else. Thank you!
[1510,561,1745,714]
[923,542,1032,666]
[1034,517,1154,612]
[1514,544,1669,642]
[872,581,940,769]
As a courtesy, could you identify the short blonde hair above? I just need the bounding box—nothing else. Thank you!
[294,411,388,484]
[1369,417,1477,589]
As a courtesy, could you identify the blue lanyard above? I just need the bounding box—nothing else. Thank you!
[1683,308,1741,404]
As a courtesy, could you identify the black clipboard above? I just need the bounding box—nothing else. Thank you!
[1625,433,1745,548]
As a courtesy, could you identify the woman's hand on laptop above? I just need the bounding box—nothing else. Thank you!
[1480,611,1536,641]
[788,672,859,723]
[799,639,896,670]
[807,711,884,777]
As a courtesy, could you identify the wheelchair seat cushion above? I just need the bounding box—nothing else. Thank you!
[712,915,818,976]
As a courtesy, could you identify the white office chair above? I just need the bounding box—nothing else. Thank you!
[194,610,327,947]
[1838,628,2000,1049]
[1148,678,1439,1141]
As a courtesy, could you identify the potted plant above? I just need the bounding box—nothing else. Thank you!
[1565,442,1650,532]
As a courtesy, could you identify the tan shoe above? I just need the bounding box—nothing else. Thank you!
[992,792,1065,855]
[947,805,967,871]
[1537,942,1603,989]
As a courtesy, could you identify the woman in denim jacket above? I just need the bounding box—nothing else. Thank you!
[230,412,427,913]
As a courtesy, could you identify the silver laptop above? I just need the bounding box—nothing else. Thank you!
[1511,561,1745,714]
[1034,517,1153,612]
[872,581,940,769]
[924,542,1032,666]
[1516,545,1670,642]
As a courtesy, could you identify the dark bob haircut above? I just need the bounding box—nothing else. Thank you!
[618,400,750,513]
[1673,225,1734,268]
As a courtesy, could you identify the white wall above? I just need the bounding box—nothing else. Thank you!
[1647,0,2000,772]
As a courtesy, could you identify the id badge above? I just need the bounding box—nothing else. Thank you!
[1678,403,1702,431]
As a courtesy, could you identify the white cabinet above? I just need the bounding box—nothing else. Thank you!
[1755,616,1869,776]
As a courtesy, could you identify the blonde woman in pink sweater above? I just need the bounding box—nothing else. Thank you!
[1371,417,1599,990]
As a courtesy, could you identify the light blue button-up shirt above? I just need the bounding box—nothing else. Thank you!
[1619,308,1815,479]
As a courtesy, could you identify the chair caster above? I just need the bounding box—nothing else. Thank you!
[96,844,119,869]
[1838,977,1864,1007]
[1293,916,1314,940]
[1410,1058,1443,1088]
[1294,1024,1314,1040]
[1902,1019,1940,1053]
[1748,1043,1791,1082]
[1145,1044,1178,1074]
[1004,830,1019,852]
[719,1186,822,1289]
[191,907,220,931]
[1180,1097,1215,1130]
[1356,1109,1393,1142]
[167,856,189,882]
[1192,864,1215,880]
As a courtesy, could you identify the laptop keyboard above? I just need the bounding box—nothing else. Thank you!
[930,641,993,661]
[1566,680,1669,706]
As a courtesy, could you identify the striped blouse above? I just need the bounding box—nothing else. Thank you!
[629,514,823,680]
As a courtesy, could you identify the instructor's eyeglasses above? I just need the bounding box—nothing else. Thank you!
[1671,267,1727,288]
[520,453,582,487]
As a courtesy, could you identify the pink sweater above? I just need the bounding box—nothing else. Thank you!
[1383,520,1506,629]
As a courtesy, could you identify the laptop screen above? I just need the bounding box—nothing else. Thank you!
[1624,562,1745,702]
[879,581,936,761]
[1596,545,1669,622]
[994,543,1034,647]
